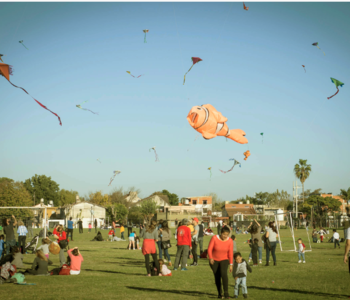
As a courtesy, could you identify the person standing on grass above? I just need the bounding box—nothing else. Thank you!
[128,231,136,250]
[343,222,350,272]
[198,221,204,255]
[247,219,263,264]
[67,217,74,241]
[190,218,199,267]
[265,221,278,266]
[3,215,17,255]
[319,227,326,243]
[141,220,160,276]
[78,219,83,234]
[94,219,98,233]
[312,229,318,243]
[159,221,172,266]
[208,226,233,299]
[174,219,192,271]
[333,229,340,249]
[217,222,222,235]
[17,221,28,255]
[53,225,67,267]
[297,238,306,263]
[156,220,164,260]
[175,218,178,226]
[233,252,252,299]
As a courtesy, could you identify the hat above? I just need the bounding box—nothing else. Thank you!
[193,217,199,223]
[182,218,189,225]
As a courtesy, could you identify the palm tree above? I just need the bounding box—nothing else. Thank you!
[340,188,350,201]
[294,159,312,203]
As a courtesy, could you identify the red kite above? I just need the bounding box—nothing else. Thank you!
[243,2,249,10]
[183,57,202,85]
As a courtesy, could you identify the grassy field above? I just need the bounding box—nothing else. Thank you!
[1,228,349,299]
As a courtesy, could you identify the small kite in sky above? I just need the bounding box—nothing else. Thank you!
[302,65,306,73]
[187,104,248,144]
[150,147,159,162]
[260,132,264,143]
[219,159,241,174]
[126,71,143,78]
[243,2,249,10]
[243,150,250,161]
[0,54,5,62]
[312,42,325,56]
[108,170,121,186]
[19,40,28,50]
[76,101,98,115]
[208,167,212,180]
[183,57,202,85]
[143,29,149,43]
[327,78,344,100]
[97,159,102,164]
[0,62,62,125]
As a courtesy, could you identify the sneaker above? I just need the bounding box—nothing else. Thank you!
[243,294,248,299]
[168,262,172,267]
[190,262,198,266]
[248,258,252,263]
[181,268,188,271]
[233,296,238,299]
[164,259,167,262]
[174,268,178,271]
[303,261,306,263]
[259,260,262,264]
[298,260,301,263]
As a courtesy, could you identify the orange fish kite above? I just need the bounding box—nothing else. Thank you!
[243,150,250,161]
[243,2,249,10]
[187,104,248,144]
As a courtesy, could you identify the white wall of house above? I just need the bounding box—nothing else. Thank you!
[65,202,106,220]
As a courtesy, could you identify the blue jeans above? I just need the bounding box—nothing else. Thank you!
[157,241,163,259]
[163,247,171,261]
[249,246,262,261]
[234,277,247,296]
[298,252,305,261]
[121,232,124,239]
[266,241,277,263]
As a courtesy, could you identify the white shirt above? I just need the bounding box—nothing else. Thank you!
[161,264,171,276]
[333,232,340,240]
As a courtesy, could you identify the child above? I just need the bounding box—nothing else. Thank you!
[11,246,24,269]
[129,231,136,250]
[68,247,83,275]
[233,252,252,299]
[231,234,237,253]
[158,259,172,276]
[88,223,92,233]
[108,229,115,242]
[298,238,306,263]
[249,238,259,266]
[37,238,51,259]
[135,235,141,250]
[319,228,326,243]
[0,234,4,258]
[333,229,340,249]
[120,224,125,240]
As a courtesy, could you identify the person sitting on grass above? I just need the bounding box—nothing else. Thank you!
[158,259,172,276]
[37,238,51,259]
[24,250,49,275]
[233,252,252,299]
[11,246,24,269]
[91,231,104,241]
[68,247,83,275]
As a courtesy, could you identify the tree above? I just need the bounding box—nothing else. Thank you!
[24,174,60,206]
[294,159,312,203]
[106,203,128,222]
[59,189,79,206]
[140,200,159,224]
[204,192,223,211]
[0,177,14,184]
[88,191,110,207]
[128,206,144,224]
[266,189,292,210]
[161,189,179,206]
[340,187,350,201]
[0,180,34,219]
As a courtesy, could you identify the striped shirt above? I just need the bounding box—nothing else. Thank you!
[17,226,28,236]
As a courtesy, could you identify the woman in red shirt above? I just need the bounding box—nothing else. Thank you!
[208,227,233,299]
[53,225,67,267]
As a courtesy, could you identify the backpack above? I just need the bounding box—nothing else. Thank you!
[200,249,208,259]
[59,264,71,275]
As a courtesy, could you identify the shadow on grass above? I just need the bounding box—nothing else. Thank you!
[84,268,144,276]
[127,286,217,298]
[114,256,141,260]
[248,285,349,298]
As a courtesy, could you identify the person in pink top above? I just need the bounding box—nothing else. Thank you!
[208,227,234,299]
[68,247,84,275]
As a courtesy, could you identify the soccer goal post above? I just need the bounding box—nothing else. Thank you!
[0,206,49,238]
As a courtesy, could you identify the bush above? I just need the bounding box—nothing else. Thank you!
[279,226,288,229]
[298,226,306,229]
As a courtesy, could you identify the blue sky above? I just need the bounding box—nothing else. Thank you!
[0,2,349,201]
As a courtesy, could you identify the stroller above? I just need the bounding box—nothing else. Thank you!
[25,235,39,254]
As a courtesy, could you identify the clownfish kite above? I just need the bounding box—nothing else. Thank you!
[243,150,250,161]
[0,63,62,125]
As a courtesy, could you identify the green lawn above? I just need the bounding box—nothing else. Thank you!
[1,228,349,299]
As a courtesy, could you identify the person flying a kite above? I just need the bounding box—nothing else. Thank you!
[327,78,344,100]
[183,57,202,85]
[0,62,62,125]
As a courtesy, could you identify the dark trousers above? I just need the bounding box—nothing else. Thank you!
[174,245,189,269]
[5,240,16,255]
[157,241,163,259]
[192,242,198,263]
[210,260,230,298]
[198,237,204,254]
[95,226,97,233]
[252,250,258,264]
[128,227,132,237]
[266,241,277,263]
[18,236,26,254]
[28,227,33,237]
[144,253,160,275]
[334,239,340,248]
[68,229,73,240]
[313,237,317,243]
[79,227,83,234]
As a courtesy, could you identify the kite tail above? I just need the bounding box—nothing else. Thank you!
[327,88,339,100]
[154,149,159,162]
[317,45,325,55]
[21,44,28,50]
[183,65,194,85]
[8,81,62,125]
[144,33,147,43]
[83,108,99,115]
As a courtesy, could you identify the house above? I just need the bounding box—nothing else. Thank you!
[180,196,213,215]
[222,203,256,221]
[319,193,350,214]
[136,194,170,211]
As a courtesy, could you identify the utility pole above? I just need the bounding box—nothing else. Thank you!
[293,181,302,219]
